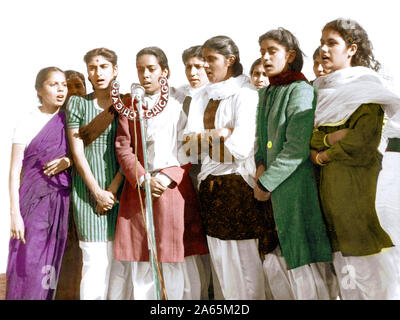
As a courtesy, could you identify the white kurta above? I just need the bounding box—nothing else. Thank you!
[137,93,189,187]
[184,75,258,188]
[184,75,265,300]
[143,92,188,172]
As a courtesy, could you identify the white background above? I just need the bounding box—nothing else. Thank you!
[0,0,399,272]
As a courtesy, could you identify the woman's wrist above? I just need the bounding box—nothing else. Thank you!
[66,156,74,168]
[107,183,118,195]
[10,209,21,218]
[323,134,331,148]
[92,186,104,199]
[315,152,329,166]
[257,180,269,192]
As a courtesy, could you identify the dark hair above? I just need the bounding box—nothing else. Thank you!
[258,28,304,72]
[313,47,321,61]
[323,18,380,71]
[65,70,86,88]
[250,58,263,76]
[136,46,170,78]
[35,66,64,103]
[83,47,118,66]
[182,45,203,65]
[202,35,243,77]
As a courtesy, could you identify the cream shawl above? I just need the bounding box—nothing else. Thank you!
[314,66,400,131]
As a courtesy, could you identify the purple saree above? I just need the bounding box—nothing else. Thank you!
[6,111,71,300]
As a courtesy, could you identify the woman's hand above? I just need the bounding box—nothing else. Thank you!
[10,213,25,244]
[255,164,266,182]
[94,189,116,215]
[43,156,72,177]
[254,184,270,202]
[317,150,330,164]
[310,149,330,166]
[149,177,168,200]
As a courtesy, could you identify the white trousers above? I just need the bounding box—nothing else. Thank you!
[195,254,224,300]
[375,152,400,294]
[207,236,266,300]
[79,241,114,300]
[263,246,338,300]
[333,250,400,300]
[129,256,201,300]
[107,259,133,300]
[376,152,400,246]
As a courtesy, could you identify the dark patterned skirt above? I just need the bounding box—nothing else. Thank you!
[199,174,278,254]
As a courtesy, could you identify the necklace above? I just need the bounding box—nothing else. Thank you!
[111,77,169,120]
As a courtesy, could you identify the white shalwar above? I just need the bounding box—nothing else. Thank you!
[79,241,115,300]
[263,246,339,300]
[207,236,266,300]
[185,75,265,300]
[375,118,400,298]
[107,259,133,300]
[130,256,201,300]
[333,250,400,299]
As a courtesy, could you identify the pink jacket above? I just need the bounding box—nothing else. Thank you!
[113,114,208,262]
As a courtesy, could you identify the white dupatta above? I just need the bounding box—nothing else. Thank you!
[313,67,400,134]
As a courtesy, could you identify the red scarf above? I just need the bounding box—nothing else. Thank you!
[268,70,308,86]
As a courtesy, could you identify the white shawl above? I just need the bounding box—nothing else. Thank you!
[184,74,252,135]
[313,66,400,132]
[183,74,259,188]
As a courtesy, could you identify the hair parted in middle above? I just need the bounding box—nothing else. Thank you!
[259,27,304,72]
[83,47,118,66]
[136,46,171,79]
[202,35,243,77]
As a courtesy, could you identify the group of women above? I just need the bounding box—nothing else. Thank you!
[5,17,400,300]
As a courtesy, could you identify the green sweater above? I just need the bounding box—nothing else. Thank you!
[256,81,332,269]
[311,103,393,255]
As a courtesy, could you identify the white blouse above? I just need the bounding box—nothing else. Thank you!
[13,106,58,147]
[140,92,188,186]
[184,75,259,188]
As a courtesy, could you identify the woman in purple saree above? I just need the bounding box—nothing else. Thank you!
[6,67,72,300]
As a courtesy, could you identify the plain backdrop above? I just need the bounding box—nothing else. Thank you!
[0,0,399,273]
